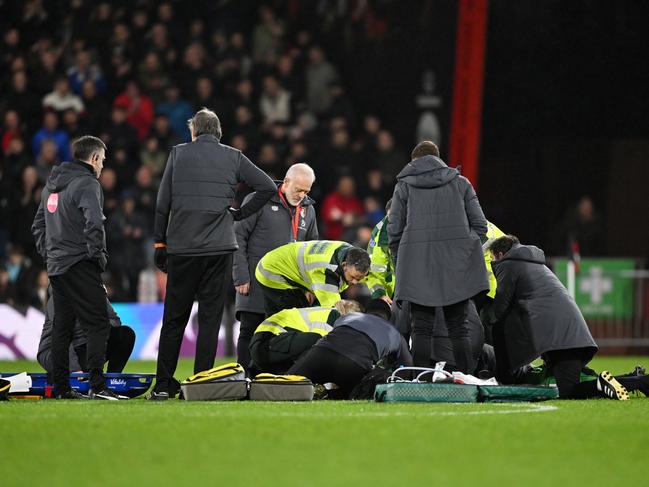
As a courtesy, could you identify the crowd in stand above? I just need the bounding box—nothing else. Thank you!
[0,1,405,306]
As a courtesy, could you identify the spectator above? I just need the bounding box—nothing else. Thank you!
[33,49,62,97]
[132,165,157,233]
[3,138,32,184]
[252,5,285,61]
[81,80,110,134]
[181,42,210,98]
[32,111,71,161]
[150,113,182,152]
[139,137,167,178]
[156,85,193,141]
[99,167,119,218]
[10,167,42,259]
[555,196,605,256]
[256,143,283,180]
[321,175,364,240]
[34,139,60,184]
[259,75,292,124]
[113,81,154,140]
[102,105,139,161]
[1,110,23,154]
[137,52,170,104]
[67,50,106,95]
[375,130,405,182]
[0,71,40,133]
[42,77,85,114]
[61,109,85,141]
[107,194,147,301]
[305,46,339,115]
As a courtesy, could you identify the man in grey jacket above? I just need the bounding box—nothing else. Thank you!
[32,135,124,400]
[38,292,135,375]
[150,108,275,399]
[233,163,318,370]
[388,141,489,373]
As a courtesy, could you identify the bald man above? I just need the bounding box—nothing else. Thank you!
[233,163,319,370]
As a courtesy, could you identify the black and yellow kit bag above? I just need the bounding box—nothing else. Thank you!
[0,378,10,400]
[181,363,248,401]
[249,373,314,401]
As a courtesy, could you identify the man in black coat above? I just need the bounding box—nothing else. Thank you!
[233,163,319,370]
[32,135,124,400]
[388,141,489,373]
[151,108,275,399]
[38,292,135,375]
[288,300,413,398]
[487,235,628,400]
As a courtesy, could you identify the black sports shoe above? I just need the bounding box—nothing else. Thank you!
[597,371,629,400]
[55,390,88,399]
[88,388,129,401]
[146,390,169,401]
[620,365,646,378]
[616,374,649,398]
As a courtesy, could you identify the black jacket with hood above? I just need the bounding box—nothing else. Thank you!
[154,135,276,255]
[490,243,598,371]
[32,160,107,276]
[387,155,489,306]
[233,182,319,316]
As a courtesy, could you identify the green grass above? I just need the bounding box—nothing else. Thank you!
[1,356,648,487]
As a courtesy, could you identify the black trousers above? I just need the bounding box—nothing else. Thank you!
[40,326,136,375]
[77,326,136,373]
[544,349,598,399]
[237,311,264,370]
[155,254,230,391]
[410,300,472,373]
[249,331,322,374]
[288,346,368,399]
[259,283,310,316]
[50,260,110,392]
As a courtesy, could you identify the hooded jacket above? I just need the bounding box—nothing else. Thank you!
[490,243,598,371]
[388,155,488,306]
[233,183,318,316]
[32,160,107,276]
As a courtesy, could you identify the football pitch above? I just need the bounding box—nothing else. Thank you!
[1,356,647,487]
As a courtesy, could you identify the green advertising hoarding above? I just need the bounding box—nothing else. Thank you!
[553,259,635,318]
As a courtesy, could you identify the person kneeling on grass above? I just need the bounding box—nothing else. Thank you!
[288,300,413,399]
[485,235,628,400]
[38,291,135,379]
[249,300,361,374]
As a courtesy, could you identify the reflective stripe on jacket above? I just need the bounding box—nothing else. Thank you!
[255,306,336,336]
[255,240,352,307]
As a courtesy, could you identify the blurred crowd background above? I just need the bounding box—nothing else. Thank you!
[1,0,648,311]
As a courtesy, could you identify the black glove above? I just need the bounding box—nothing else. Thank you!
[227,207,242,221]
[154,247,168,273]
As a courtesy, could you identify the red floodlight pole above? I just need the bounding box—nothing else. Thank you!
[448,0,489,189]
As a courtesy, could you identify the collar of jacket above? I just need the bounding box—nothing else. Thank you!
[72,159,95,174]
[270,181,315,207]
[194,134,220,142]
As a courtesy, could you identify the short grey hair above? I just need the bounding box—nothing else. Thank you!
[188,108,222,139]
[285,163,315,181]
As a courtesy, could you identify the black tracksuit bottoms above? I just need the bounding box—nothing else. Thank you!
[50,260,110,393]
[155,254,230,391]
[410,300,473,373]
[237,311,264,369]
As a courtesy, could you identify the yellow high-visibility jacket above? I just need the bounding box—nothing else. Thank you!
[483,221,506,298]
[255,241,353,307]
[361,216,394,298]
[254,306,338,336]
